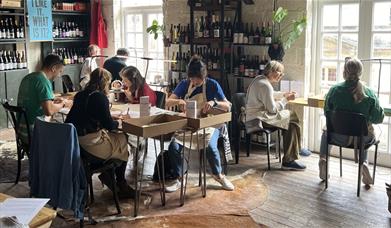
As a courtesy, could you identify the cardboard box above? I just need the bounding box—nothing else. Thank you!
[0,0,21,8]
[187,112,231,129]
[122,114,188,138]
[307,95,325,108]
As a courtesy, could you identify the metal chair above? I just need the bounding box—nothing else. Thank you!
[155,90,166,109]
[231,93,282,170]
[80,147,123,215]
[325,110,380,197]
[1,100,31,184]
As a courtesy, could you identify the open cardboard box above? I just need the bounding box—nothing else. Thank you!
[122,114,188,138]
[187,111,231,129]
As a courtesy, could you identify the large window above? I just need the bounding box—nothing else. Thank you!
[122,2,164,83]
[312,0,391,164]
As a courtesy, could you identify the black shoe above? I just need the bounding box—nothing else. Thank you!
[117,180,137,199]
[281,160,306,170]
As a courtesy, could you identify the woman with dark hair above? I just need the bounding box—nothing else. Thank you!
[120,66,157,106]
[165,55,234,192]
[318,57,384,185]
[66,68,135,198]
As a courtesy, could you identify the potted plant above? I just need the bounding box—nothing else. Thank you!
[146,20,170,47]
[268,7,307,61]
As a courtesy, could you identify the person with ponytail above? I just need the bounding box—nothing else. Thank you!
[120,66,157,106]
[165,55,234,192]
[318,57,384,186]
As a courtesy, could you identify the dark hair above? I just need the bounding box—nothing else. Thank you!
[187,55,207,79]
[42,54,64,69]
[117,48,130,56]
[120,66,144,93]
[84,68,112,95]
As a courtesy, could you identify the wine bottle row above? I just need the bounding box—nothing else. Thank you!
[169,16,273,45]
[233,54,270,78]
[0,18,24,39]
[52,48,87,65]
[170,47,222,72]
[0,50,27,71]
[52,21,86,38]
[193,0,232,7]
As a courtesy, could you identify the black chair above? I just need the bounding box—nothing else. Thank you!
[232,93,282,170]
[1,100,31,184]
[325,110,379,197]
[155,90,166,109]
[80,147,123,215]
[62,75,75,93]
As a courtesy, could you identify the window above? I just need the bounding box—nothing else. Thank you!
[122,2,164,83]
[312,0,391,164]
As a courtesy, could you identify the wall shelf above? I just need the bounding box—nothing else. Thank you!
[52,10,89,16]
[0,39,26,44]
[53,38,89,43]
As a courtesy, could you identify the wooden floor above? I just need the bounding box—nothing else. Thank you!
[247,147,391,228]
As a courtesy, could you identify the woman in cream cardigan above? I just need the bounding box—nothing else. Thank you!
[245,60,309,170]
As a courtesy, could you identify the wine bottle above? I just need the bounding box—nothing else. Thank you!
[0,51,4,71]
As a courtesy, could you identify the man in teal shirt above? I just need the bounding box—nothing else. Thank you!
[17,54,70,141]
[318,58,384,186]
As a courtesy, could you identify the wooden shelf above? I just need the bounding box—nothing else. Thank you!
[0,7,24,11]
[53,37,89,42]
[0,68,28,73]
[0,38,26,44]
[52,10,89,16]
[232,43,269,47]
[0,11,24,16]
[233,75,257,79]
[193,5,237,11]
[193,37,230,44]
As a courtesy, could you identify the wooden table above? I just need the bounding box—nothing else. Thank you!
[0,193,57,228]
[289,96,391,117]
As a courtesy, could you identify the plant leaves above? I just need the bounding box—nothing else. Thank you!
[273,7,288,24]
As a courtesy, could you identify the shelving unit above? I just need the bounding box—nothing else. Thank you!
[0,4,29,128]
[41,0,90,93]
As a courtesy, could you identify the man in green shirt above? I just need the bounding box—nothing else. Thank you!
[318,57,384,186]
[17,54,71,141]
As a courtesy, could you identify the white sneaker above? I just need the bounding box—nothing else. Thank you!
[165,178,186,193]
[318,159,329,181]
[212,175,234,191]
[362,163,373,186]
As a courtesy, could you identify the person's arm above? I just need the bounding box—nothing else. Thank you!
[41,100,64,116]
[202,80,231,113]
[367,88,384,124]
[258,82,285,113]
[88,93,119,130]
[166,80,187,109]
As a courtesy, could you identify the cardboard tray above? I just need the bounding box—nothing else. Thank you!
[307,95,325,108]
[187,112,231,129]
[122,114,188,138]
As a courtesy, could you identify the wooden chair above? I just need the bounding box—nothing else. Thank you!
[325,110,380,197]
[1,100,31,184]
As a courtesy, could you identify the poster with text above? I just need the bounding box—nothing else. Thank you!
[27,0,53,41]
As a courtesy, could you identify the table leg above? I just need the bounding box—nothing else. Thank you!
[133,136,140,217]
[160,135,166,205]
[181,131,193,206]
[136,138,149,214]
[202,128,207,197]
[179,131,186,205]
[153,138,165,206]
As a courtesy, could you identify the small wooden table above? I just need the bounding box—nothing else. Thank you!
[0,193,57,228]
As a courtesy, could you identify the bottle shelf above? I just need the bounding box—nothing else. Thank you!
[0,68,28,73]
[193,37,231,44]
[0,11,24,16]
[52,10,89,16]
[0,38,26,44]
[193,5,237,11]
[53,37,89,43]
[232,43,270,47]
[64,63,82,66]
[233,75,257,79]
[0,7,24,11]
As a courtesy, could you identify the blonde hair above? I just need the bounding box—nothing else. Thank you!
[343,57,366,103]
[84,68,112,95]
[264,60,284,78]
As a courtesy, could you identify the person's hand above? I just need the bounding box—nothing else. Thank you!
[177,99,187,112]
[63,99,73,108]
[283,92,296,101]
[202,100,215,114]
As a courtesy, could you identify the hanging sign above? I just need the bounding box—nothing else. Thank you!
[27,0,53,41]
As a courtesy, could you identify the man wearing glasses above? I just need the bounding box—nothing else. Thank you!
[17,54,71,141]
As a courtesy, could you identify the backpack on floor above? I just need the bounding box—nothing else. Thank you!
[152,150,188,181]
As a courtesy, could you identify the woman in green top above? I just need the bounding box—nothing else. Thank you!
[319,57,384,186]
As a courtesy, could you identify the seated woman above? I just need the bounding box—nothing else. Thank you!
[120,66,157,106]
[318,57,384,185]
[66,68,135,198]
[164,55,234,192]
[245,60,308,170]
[80,44,100,89]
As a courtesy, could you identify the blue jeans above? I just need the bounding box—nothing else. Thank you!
[168,128,222,178]
[319,130,374,162]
